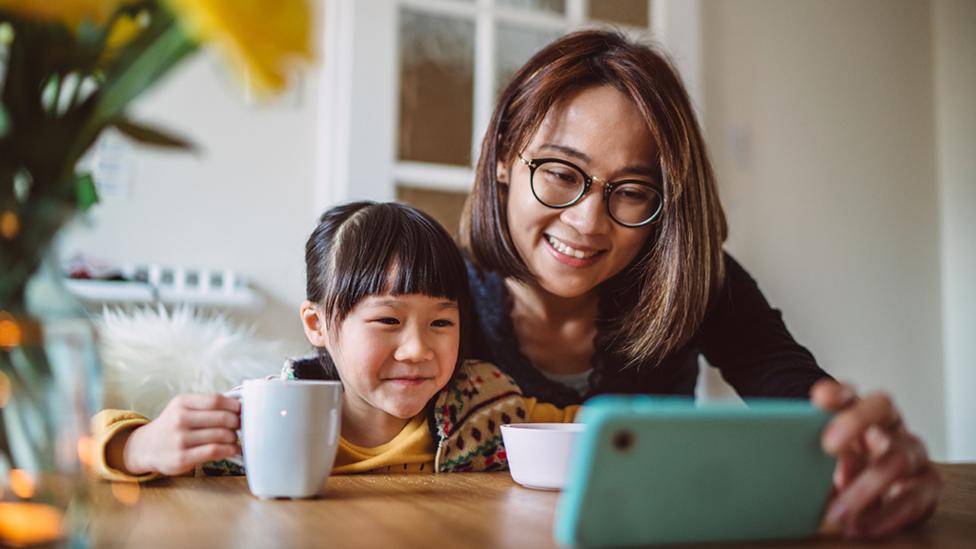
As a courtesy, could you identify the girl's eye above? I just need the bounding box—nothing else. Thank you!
[431,319,455,328]
[374,317,400,325]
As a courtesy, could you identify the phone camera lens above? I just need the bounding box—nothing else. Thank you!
[612,430,634,451]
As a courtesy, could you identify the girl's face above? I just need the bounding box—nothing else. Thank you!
[319,293,460,420]
[501,85,658,300]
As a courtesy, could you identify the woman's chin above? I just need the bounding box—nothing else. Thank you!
[535,277,598,300]
[523,258,600,299]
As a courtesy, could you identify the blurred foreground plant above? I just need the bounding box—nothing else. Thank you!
[0,0,314,294]
[0,2,314,545]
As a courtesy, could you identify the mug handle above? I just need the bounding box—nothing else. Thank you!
[222,388,244,467]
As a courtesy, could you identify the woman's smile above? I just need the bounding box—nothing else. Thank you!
[544,234,606,267]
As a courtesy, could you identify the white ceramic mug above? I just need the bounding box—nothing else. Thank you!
[224,378,342,499]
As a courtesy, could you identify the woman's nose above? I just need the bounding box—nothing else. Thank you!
[394,328,434,363]
[560,187,612,236]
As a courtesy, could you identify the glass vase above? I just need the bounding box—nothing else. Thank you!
[0,242,102,548]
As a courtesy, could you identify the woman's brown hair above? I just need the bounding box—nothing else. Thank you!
[461,30,728,368]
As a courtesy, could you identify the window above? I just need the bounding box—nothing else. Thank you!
[317,0,701,234]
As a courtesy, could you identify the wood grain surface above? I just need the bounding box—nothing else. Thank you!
[89,463,976,549]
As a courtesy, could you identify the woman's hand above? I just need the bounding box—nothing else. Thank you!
[811,379,942,538]
[120,394,242,476]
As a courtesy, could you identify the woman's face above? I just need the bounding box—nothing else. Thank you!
[501,85,658,299]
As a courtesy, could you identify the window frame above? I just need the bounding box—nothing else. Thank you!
[314,0,702,212]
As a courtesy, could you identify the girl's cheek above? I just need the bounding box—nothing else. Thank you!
[360,348,392,378]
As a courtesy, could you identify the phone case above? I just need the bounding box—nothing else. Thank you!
[554,396,836,547]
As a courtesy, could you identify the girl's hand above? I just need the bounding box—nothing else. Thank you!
[121,394,242,476]
[811,379,942,538]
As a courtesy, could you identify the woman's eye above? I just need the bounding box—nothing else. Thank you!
[543,168,577,184]
[374,317,400,325]
[615,185,654,203]
[431,319,455,328]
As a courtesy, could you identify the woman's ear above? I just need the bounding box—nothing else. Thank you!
[496,160,510,185]
[300,300,329,348]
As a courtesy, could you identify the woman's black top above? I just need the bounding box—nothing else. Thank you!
[465,253,831,407]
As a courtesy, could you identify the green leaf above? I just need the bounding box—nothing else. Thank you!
[0,21,13,46]
[112,118,197,151]
[56,9,197,191]
[0,104,9,138]
[40,73,60,114]
[91,11,197,128]
[12,167,31,203]
[74,173,98,212]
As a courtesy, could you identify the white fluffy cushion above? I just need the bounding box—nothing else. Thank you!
[97,305,284,418]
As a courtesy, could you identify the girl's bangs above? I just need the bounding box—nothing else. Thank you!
[325,203,469,323]
[385,248,466,302]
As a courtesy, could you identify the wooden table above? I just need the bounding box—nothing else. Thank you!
[90,464,976,548]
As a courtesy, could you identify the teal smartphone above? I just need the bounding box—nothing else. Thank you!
[554,396,836,547]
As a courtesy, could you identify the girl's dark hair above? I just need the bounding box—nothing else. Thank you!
[461,30,728,368]
[305,201,472,378]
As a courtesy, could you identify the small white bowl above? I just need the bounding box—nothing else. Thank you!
[500,423,586,490]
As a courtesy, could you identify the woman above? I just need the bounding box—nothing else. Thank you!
[461,30,940,538]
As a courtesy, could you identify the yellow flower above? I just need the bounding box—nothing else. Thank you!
[106,10,145,49]
[100,9,147,64]
[165,0,314,97]
[0,0,123,26]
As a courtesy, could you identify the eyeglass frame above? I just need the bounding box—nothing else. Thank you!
[517,153,665,228]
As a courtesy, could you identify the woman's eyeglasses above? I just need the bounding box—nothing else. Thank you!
[518,153,664,228]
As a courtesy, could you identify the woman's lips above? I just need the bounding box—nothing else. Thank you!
[544,234,605,268]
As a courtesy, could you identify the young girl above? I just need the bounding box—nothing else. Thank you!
[92,201,577,481]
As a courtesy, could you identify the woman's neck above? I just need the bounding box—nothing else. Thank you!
[504,278,599,325]
[504,278,599,376]
[340,397,411,448]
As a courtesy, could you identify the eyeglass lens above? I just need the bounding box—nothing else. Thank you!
[531,160,663,226]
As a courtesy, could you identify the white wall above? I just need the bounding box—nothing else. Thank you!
[933,0,976,461]
[702,0,948,458]
[62,53,319,356]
